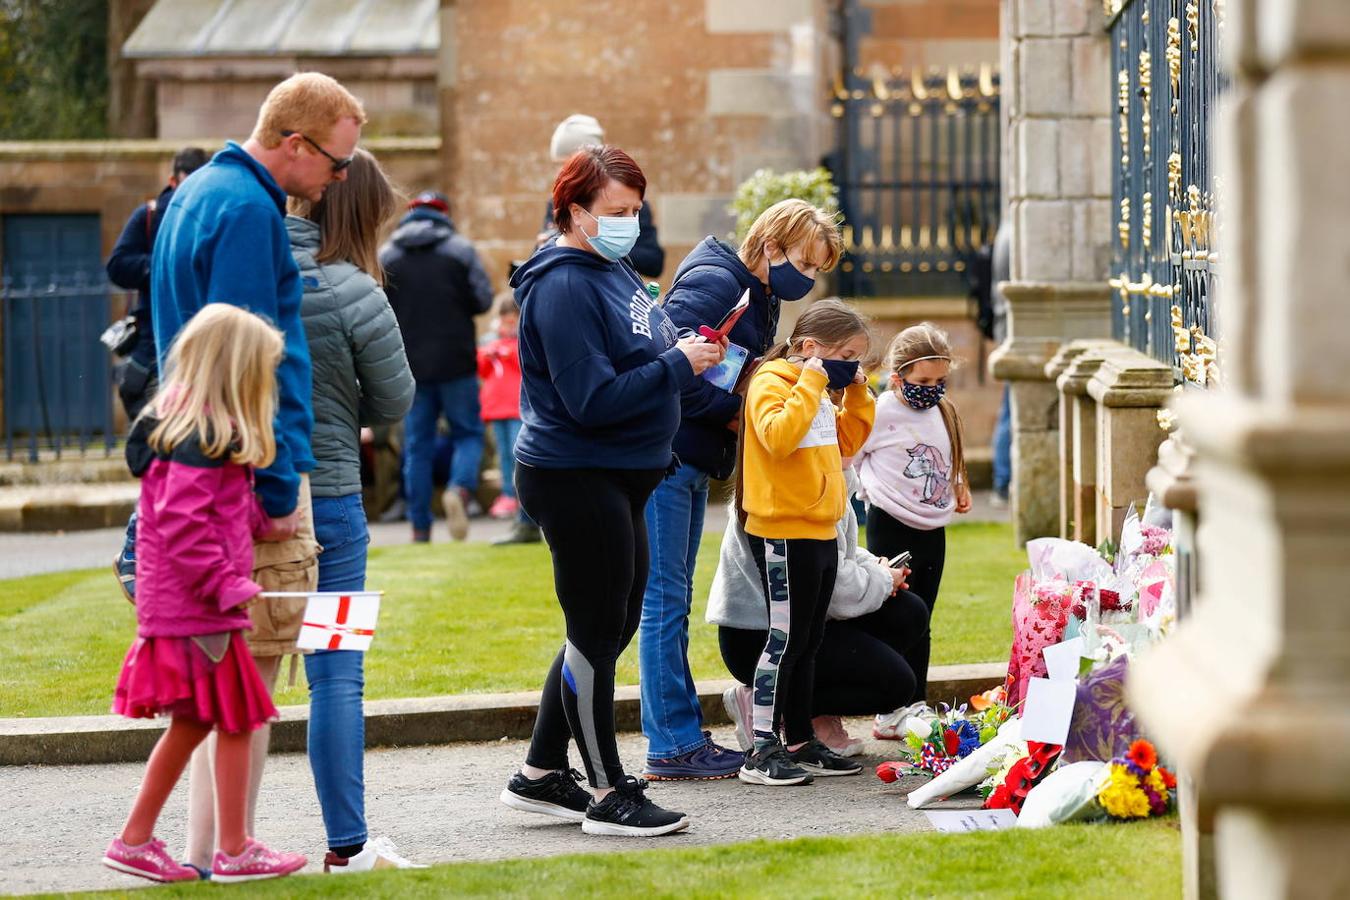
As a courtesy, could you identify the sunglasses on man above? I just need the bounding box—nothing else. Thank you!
[280,130,353,173]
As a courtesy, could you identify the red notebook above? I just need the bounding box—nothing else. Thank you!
[697,289,751,342]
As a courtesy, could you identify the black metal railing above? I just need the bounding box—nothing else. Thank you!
[832,2,1001,298]
[1108,0,1223,385]
[2,272,120,462]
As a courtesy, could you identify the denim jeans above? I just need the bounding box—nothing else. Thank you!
[304,493,369,849]
[637,464,710,759]
[491,418,522,498]
[993,383,1012,494]
[403,376,485,530]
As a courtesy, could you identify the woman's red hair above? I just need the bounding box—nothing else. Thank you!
[552,145,646,233]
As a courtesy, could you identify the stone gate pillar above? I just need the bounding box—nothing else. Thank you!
[990,0,1113,544]
[1130,2,1350,896]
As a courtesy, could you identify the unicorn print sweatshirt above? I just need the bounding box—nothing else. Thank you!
[854,389,956,531]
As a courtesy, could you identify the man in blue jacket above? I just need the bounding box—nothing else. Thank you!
[140,71,366,874]
[106,146,209,420]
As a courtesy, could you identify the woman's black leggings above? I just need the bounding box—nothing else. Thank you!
[517,463,663,789]
[746,536,836,748]
[720,588,931,716]
[865,508,947,615]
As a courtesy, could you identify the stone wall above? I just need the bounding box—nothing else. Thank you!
[0,138,440,271]
[856,0,999,71]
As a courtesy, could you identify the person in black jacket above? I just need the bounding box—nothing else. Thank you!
[105,146,209,420]
[537,114,665,279]
[637,199,844,781]
[380,191,495,542]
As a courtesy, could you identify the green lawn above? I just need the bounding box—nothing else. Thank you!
[0,522,1023,718]
[72,820,1179,899]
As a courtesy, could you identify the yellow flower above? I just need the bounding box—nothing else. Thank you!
[1099,765,1151,818]
[1147,768,1168,794]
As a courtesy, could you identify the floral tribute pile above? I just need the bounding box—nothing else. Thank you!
[879,498,1182,831]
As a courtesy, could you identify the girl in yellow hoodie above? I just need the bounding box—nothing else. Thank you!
[736,299,876,786]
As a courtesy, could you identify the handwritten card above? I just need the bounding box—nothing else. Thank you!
[1042,636,1087,681]
[923,809,1018,833]
[1020,677,1077,746]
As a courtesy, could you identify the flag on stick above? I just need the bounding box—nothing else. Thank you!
[263,591,383,651]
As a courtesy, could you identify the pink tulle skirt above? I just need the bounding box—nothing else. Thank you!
[112,631,277,734]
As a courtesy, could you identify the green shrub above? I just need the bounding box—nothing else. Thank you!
[728,167,840,242]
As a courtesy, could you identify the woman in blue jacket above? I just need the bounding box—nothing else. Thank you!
[498,146,724,837]
[638,200,844,780]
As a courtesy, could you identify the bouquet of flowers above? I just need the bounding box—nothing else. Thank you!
[1096,739,1176,819]
[901,703,987,776]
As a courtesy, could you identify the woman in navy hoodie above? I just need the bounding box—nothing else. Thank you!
[638,200,844,781]
[498,146,724,837]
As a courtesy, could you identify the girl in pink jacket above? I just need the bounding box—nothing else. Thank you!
[102,304,306,884]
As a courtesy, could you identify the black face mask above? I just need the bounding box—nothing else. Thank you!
[821,358,860,390]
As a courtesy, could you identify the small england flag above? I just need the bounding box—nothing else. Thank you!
[266,591,383,652]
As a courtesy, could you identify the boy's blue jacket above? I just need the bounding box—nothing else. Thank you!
[662,236,780,480]
[510,242,694,471]
[150,142,314,517]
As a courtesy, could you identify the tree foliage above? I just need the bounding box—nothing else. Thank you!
[728,167,841,243]
[0,0,109,140]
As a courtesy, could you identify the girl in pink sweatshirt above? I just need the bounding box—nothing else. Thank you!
[102,304,306,884]
[854,323,971,739]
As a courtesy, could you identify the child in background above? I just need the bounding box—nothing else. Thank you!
[478,294,524,520]
[854,322,971,740]
[736,299,876,786]
[102,304,306,884]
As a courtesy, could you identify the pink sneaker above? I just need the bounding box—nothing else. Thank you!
[812,715,865,758]
[212,838,307,883]
[489,494,519,519]
[103,836,200,882]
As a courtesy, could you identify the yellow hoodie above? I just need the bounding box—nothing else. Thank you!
[741,359,876,540]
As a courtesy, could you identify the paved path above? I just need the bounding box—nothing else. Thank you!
[0,721,974,896]
[0,492,1007,581]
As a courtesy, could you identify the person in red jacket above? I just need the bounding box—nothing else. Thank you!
[479,295,541,543]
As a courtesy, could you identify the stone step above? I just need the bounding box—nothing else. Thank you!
[0,453,131,486]
[0,482,138,533]
[0,663,1007,766]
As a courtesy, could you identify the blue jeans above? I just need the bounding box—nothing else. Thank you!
[491,418,522,498]
[403,376,485,530]
[638,464,709,759]
[993,383,1012,494]
[304,493,369,850]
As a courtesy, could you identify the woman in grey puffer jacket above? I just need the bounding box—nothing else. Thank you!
[286,149,419,872]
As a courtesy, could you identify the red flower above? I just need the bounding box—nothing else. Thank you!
[1159,766,1177,790]
[943,727,960,757]
[1128,739,1158,772]
[985,782,1013,809]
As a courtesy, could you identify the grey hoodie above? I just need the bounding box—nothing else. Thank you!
[288,216,416,498]
[706,469,895,630]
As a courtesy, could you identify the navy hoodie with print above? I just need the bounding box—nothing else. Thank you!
[663,236,780,480]
[510,243,694,471]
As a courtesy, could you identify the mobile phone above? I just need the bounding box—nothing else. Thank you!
[887,551,912,569]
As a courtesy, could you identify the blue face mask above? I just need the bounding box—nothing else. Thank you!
[900,380,946,410]
[768,250,815,301]
[579,207,640,262]
[821,358,860,391]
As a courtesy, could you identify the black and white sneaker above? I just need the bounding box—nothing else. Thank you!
[738,742,814,786]
[581,775,690,837]
[789,738,863,777]
[500,768,591,822]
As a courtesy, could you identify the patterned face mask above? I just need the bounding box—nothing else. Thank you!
[900,380,946,410]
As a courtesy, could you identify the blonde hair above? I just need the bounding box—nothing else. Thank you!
[739,199,844,274]
[251,72,367,149]
[146,304,285,468]
[763,297,871,363]
[289,148,400,285]
[887,322,968,488]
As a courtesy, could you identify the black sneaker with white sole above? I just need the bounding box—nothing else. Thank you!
[499,768,591,821]
[738,742,814,786]
[789,738,863,776]
[581,775,690,837]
